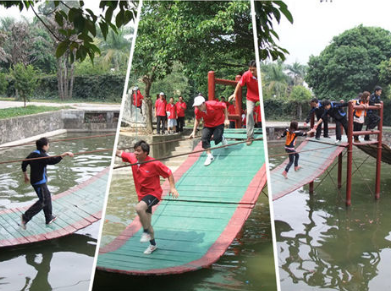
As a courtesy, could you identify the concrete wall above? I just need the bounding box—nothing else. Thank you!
[0,109,119,144]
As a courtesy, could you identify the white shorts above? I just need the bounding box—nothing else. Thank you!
[168,119,177,127]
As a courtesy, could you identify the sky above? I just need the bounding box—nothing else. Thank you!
[274,0,391,65]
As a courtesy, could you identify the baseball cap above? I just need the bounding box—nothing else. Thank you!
[193,96,205,107]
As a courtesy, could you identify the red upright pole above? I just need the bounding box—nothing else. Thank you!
[309,111,315,192]
[338,152,343,189]
[235,75,242,128]
[375,102,383,200]
[346,101,354,206]
[208,71,215,101]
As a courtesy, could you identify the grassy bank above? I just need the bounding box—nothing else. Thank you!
[0,105,68,119]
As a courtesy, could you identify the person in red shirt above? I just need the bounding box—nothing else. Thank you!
[189,95,230,166]
[175,96,187,132]
[229,60,259,145]
[116,140,179,255]
[220,96,230,109]
[155,92,167,134]
[166,97,177,134]
[132,86,144,114]
[254,102,262,128]
[227,101,236,129]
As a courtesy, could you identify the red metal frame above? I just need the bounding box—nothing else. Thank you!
[208,71,242,128]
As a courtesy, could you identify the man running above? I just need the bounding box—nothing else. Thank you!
[21,137,74,229]
[116,140,179,255]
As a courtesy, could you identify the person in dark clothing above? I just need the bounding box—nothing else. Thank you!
[304,98,329,139]
[353,92,370,142]
[365,86,382,141]
[278,121,314,179]
[21,137,74,229]
[314,100,349,144]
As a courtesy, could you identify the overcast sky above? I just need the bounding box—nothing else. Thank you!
[274,0,391,65]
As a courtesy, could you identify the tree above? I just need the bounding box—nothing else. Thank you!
[286,62,307,86]
[306,25,391,100]
[11,63,39,107]
[262,60,290,98]
[290,85,312,120]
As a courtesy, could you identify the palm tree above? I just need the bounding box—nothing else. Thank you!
[262,60,290,98]
[286,62,307,86]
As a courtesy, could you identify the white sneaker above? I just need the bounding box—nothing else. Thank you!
[144,244,157,255]
[222,136,228,147]
[140,232,151,243]
[335,140,341,144]
[204,154,214,166]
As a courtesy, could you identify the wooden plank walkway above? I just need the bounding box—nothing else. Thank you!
[356,142,391,164]
[271,136,345,201]
[0,168,109,247]
[97,130,266,275]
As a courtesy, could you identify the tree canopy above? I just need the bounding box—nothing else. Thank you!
[306,25,391,100]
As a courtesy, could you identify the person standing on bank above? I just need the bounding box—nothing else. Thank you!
[228,60,260,145]
[155,92,167,135]
[132,86,144,114]
[189,95,229,166]
[21,137,74,229]
[166,97,177,134]
[365,86,382,141]
[116,140,179,255]
[175,96,187,132]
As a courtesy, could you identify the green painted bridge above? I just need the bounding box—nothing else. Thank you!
[97,129,266,275]
[0,168,109,247]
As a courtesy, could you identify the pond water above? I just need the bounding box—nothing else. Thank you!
[93,158,277,290]
[0,132,114,291]
[270,140,391,291]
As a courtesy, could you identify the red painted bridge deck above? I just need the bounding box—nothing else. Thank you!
[0,168,109,247]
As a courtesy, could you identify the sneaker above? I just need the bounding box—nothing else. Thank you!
[335,140,341,145]
[140,232,151,243]
[204,154,214,166]
[144,244,157,255]
[294,166,302,171]
[46,216,57,225]
[246,138,253,146]
[282,171,288,179]
[21,215,27,230]
[315,137,320,140]
[324,136,331,138]
[222,136,228,147]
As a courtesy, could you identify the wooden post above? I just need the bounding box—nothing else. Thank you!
[346,101,354,206]
[375,102,383,200]
[208,71,215,101]
[338,152,343,189]
[235,75,242,128]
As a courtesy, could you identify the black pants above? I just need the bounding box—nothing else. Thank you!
[177,117,185,132]
[157,116,166,134]
[256,122,262,128]
[202,124,224,149]
[23,183,53,224]
[353,122,364,140]
[285,148,299,173]
[229,121,235,129]
[365,113,381,140]
[335,117,348,141]
[316,112,329,138]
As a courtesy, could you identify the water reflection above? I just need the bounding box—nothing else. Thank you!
[271,142,391,291]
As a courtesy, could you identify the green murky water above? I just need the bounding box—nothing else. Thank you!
[0,133,114,291]
[93,164,277,290]
[270,140,391,291]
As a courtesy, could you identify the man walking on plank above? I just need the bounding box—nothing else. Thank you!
[21,137,74,229]
[116,140,179,255]
[189,95,230,166]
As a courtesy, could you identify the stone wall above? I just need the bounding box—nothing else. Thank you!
[0,109,119,144]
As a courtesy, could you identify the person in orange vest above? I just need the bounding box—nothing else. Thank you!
[229,60,259,145]
[155,92,167,134]
[175,96,187,132]
[166,97,177,134]
[352,91,370,142]
[132,86,144,114]
[254,102,262,128]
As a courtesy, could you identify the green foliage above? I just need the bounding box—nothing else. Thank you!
[261,61,290,99]
[254,1,293,61]
[306,25,391,100]
[0,105,65,119]
[0,72,7,94]
[263,98,311,121]
[11,63,40,106]
[290,85,312,101]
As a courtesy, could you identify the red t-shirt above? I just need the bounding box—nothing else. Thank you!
[121,152,172,201]
[254,105,262,122]
[195,100,226,128]
[155,98,167,116]
[240,70,259,103]
[132,90,144,107]
[228,104,236,122]
[166,103,177,120]
[175,101,187,117]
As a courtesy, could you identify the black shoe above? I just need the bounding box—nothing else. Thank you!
[315,137,320,140]
[324,136,331,138]
[46,216,57,225]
